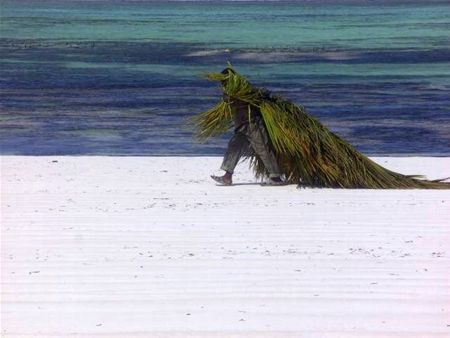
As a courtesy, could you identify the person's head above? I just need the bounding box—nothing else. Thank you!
[220,67,235,87]
[221,67,235,75]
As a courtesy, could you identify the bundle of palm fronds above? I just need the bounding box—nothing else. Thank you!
[192,67,449,189]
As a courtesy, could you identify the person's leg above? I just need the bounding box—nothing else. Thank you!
[220,131,250,175]
[247,118,283,181]
[211,131,250,185]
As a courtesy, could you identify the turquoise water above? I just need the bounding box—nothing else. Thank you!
[1,0,449,155]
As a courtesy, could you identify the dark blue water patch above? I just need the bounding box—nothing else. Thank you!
[2,119,449,156]
[0,88,219,116]
[3,39,450,66]
[1,40,217,65]
[1,53,224,92]
[0,126,228,156]
[2,82,447,123]
[0,65,204,91]
[347,125,450,155]
[2,83,449,156]
[2,40,449,156]
[2,60,448,96]
[2,77,449,157]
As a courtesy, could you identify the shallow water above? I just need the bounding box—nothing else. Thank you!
[1,0,449,155]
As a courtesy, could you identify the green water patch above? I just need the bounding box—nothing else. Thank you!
[61,61,450,79]
[1,1,449,50]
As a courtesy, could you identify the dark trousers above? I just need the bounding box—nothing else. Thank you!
[220,117,281,177]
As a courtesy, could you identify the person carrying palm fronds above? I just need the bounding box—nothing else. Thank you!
[192,67,450,189]
[208,68,285,186]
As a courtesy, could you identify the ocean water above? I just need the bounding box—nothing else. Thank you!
[1,0,449,156]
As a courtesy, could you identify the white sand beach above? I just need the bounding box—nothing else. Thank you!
[1,156,450,338]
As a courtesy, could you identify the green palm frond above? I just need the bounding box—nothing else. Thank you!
[192,67,450,189]
[190,101,233,141]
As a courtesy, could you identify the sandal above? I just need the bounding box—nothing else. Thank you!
[211,175,232,186]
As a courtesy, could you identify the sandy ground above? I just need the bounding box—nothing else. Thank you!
[1,156,450,338]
